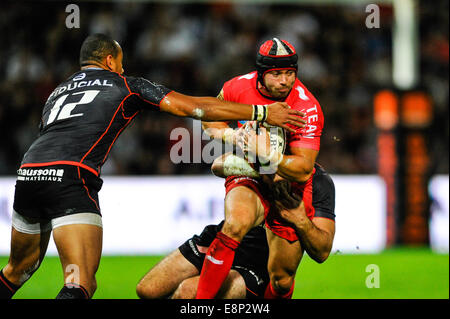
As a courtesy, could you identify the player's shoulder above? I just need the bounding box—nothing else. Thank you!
[67,69,128,90]
[289,78,322,109]
[223,71,257,95]
[313,164,335,189]
[67,68,122,81]
[46,69,126,103]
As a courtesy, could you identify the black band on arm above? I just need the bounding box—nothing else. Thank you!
[252,105,258,121]
[252,105,267,122]
[126,76,172,109]
[262,105,268,122]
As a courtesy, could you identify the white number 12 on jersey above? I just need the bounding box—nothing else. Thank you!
[46,90,100,125]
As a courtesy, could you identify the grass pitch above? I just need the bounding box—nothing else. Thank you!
[1,248,448,299]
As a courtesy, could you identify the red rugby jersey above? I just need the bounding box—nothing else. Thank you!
[222,71,323,151]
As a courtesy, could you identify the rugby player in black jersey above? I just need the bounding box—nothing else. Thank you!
[0,34,307,299]
[136,165,335,299]
[138,221,270,299]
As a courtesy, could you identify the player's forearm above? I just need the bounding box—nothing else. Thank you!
[275,154,314,183]
[293,218,333,264]
[161,93,258,121]
[190,97,256,121]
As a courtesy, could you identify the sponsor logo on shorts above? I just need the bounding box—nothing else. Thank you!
[17,168,64,182]
[233,265,264,285]
[188,239,201,257]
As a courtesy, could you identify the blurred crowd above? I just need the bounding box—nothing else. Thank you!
[0,1,448,176]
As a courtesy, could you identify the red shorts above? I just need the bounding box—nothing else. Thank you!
[224,175,314,242]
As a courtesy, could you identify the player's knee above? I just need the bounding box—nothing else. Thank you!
[211,159,225,178]
[221,220,249,242]
[269,272,295,295]
[171,278,197,299]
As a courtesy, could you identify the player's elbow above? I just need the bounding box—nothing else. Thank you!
[313,251,330,264]
[311,243,333,264]
[282,159,315,183]
[211,156,226,178]
[287,167,314,184]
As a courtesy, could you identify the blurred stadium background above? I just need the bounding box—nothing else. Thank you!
[0,0,448,299]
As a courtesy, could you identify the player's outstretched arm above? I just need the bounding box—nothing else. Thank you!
[159,91,306,132]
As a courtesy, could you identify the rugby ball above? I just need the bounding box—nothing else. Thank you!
[244,121,286,159]
[220,122,286,177]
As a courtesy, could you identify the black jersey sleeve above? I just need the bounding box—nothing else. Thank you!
[312,167,336,221]
[125,76,172,109]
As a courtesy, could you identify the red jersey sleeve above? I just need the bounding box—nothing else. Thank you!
[285,80,324,151]
[288,101,323,151]
[222,72,258,103]
[222,79,235,102]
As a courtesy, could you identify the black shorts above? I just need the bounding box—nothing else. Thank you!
[13,164,103,219]
[178,224,269,299]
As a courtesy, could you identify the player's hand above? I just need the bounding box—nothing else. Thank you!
[272,180,306,227]
[272,179,302,210]
[239,125,272,159]
[219,125,246,145]
[278,200,307,228]
[265,102,306,133]
[233,125,247,145]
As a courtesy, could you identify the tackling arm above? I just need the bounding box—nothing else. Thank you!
[271,178,335,264]
[128,76,305,131]
[159,91,306,132]
[279,204,335,264]
[273,148,334,262]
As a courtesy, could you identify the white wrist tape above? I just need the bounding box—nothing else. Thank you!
[252,105,268,122]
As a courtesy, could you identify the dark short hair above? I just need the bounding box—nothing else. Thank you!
[79,33,120,67]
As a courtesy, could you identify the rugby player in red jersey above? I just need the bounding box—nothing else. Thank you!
[0,34,306,299]
[136,165,335,299]
[197,38,335,299]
